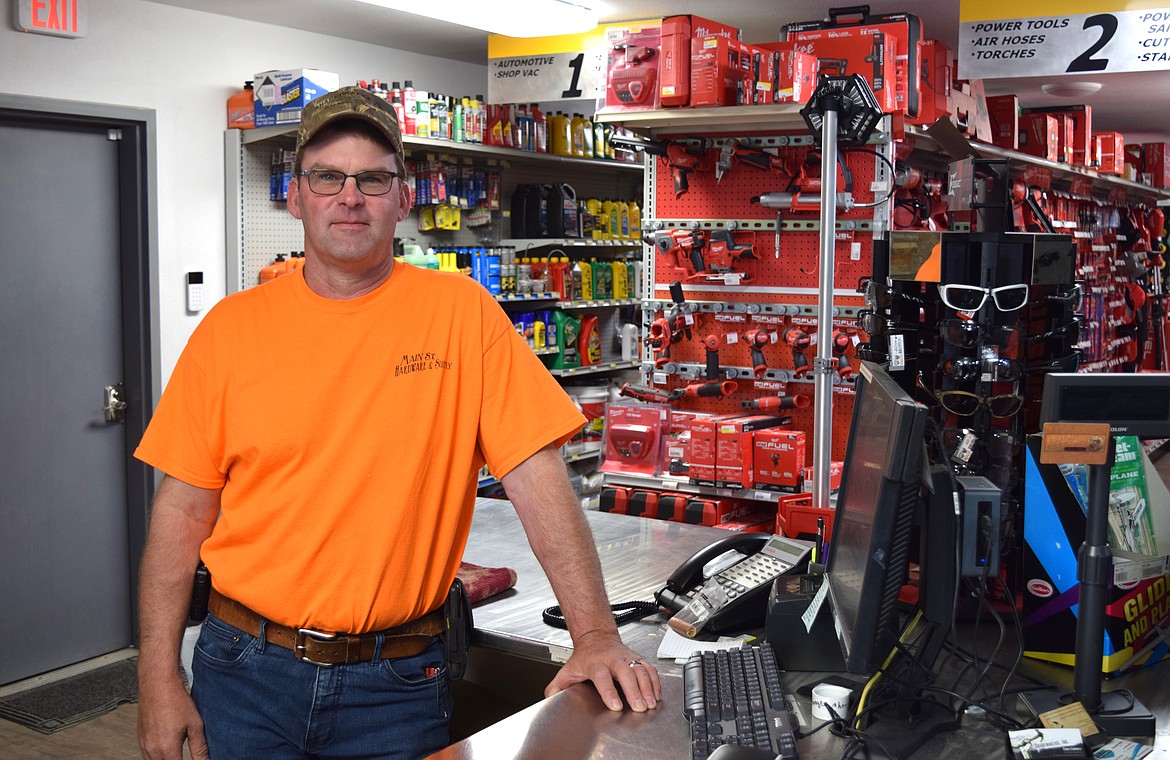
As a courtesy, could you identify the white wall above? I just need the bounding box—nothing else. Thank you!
[1,0,487,388]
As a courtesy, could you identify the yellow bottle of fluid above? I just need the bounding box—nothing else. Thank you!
[586,198,604,240]
[570,113,587,158]
[612,259,628,299]
[550,112,572,157]
[593,119,606,159]
[629,200,642,240]
[618,201,630,239]
[578,259,593,301]
[602,199,620,239]
[580,114,594,158]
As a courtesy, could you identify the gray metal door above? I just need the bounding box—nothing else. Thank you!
[0,120,133,685]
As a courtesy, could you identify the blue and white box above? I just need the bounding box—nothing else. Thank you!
[252,69,339,128]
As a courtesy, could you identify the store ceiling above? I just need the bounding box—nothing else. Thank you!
[149,0,1170,141]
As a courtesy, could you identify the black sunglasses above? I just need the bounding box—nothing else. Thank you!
[942,356,1023,382]
[857,309,922,335]
[861,279,924,310]
[939,319,1017,349]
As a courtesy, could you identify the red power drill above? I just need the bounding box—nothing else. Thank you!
[832,329,855,379]
[744,329,771,378]
[783,327,812,378]
[610,134,705,198]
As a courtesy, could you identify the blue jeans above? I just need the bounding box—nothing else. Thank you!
[190,613,452,760]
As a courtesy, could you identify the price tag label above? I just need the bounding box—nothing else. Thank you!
[959,2,1170,78]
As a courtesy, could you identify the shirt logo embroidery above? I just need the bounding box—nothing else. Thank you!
[394,352,453,377]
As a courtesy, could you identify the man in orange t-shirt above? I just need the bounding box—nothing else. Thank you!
[135,87,660,760]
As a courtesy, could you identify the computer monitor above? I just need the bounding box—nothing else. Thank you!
[824,360,928,675]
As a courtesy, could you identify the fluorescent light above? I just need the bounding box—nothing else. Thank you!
[1040,81,1103,98]
[354,0,597,37]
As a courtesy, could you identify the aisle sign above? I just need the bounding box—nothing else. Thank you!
[959,0,1170,78]
[487,21,658,104]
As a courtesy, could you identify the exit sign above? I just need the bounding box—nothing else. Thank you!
[15,0,87,38]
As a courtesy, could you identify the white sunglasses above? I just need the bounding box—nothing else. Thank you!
[937,283,1030,312]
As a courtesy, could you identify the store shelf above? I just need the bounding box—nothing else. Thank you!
[533,346,559,356]
[238,123,642,172]
[556,298,640,310]
[496,292,560,304]
[601,471,789,503]
[546,360,640,378]
[564,448,602,464]
[595,103,809,137]
[500,238,642,250]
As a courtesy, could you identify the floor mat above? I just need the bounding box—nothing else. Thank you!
[0,657,138,734]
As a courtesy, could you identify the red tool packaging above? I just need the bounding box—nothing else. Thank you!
[783,4,923,120]
[659,15,740,107]
[986,94,1019,150]
[1022,105,1093,166]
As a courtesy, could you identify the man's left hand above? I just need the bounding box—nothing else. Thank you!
[544,630,661,712]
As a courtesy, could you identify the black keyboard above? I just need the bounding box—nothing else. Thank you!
[683,645,799,760]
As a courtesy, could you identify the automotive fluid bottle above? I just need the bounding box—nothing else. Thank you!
[540,309,557,350]
[577,259,593,301]
[402,80,417,136]
[510,184,530,239]
[612,259,628,299]
[593,258,612,300]
[414,91,430,138]
[544,183,565,238]
[618,200,630,239]
[593,119,606,159]
[581,114,594,158]
[570,113,587,157]
[227,81,255,129]
[550,310,581,369]
[602,199,619,240]
[549,112,571,157]
[259,253,288,284]
[578,314,601,365]
[531,103,547,153]
[629,200,642,240]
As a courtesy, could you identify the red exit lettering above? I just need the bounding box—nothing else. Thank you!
[31,0,79,33]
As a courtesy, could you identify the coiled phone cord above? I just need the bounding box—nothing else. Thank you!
[542,600,659,629]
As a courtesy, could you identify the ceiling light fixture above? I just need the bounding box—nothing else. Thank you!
[1040,81,1103,98]
[353,0,598,37]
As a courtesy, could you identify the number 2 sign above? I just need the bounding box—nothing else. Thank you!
[959,1,1170,78]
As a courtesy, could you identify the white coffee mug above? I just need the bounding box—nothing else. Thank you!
[811,683,852,722]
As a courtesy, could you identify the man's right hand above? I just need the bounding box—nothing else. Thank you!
[138,678,208,760]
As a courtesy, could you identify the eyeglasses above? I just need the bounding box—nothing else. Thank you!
[861,279,923,310]
[1027,320,1081,344]
[1025,350,1081,373]
[934,389,1024,417]
[942,356,1023,382]
[937,283,1030,313]
[939,319,1017,349]
[1043,284,1082,312]
[300,169,399,196]
[857,309,922,335]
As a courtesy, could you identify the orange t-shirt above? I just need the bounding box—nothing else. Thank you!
[135,264,585,633]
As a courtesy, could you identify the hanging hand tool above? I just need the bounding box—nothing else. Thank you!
[610,134,706,198]
[715,138,795,184]
[783,327,812,378]
[744,329,772,378]
[703,334,722,381]
[740,394,811,411]
[831,329,855,379]
[678,380,739,399]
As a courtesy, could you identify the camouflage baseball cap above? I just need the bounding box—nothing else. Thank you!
[295,85,403,163]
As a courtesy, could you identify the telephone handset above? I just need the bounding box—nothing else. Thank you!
[656,533,813,635]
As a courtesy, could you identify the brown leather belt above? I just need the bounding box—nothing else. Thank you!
[208,588,444,666]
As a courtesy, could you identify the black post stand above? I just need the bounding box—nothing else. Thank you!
[1026,428,1156,737]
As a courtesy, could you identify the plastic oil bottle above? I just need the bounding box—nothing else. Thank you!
[570,113,587,158]
[612,258,628,299]
[629,199,642,240]
[577,258,593,301]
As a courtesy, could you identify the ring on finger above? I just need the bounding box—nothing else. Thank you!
[628,659,643,668]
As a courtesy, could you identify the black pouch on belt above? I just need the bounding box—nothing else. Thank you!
[443,578,473,680]
[188,562,212,624]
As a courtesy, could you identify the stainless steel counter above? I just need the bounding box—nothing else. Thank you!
[429,498,1170,760]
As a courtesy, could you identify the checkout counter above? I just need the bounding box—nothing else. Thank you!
[426,498,1131,759]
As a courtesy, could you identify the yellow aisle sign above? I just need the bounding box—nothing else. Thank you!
[958,0,1170,77]
[488,20,661,103]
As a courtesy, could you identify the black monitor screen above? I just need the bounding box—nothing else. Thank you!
[825,361,927,674]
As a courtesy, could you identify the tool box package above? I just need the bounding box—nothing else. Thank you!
[783,4,923,120]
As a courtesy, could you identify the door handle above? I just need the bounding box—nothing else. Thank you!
[103,384,127,424]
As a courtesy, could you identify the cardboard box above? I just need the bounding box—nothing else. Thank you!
[1095,131,1125,175]
[690,35,755,107]
[659,15,739,107]
[252,69,339,128]
[1143,142,1170,187]
[1023,105,1093,166]
[1021,436,1170,675]
[716,415,792,489]
[606,21,663,110]
[915,39,953,126]
[754,42,817,104]
[1017,113,1060,163]
[753,428,807,492]
[785,28,899,114]
[800,461,843,493]
[986,94,1019,150]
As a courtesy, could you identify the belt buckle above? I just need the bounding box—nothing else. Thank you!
[295,628,338,667]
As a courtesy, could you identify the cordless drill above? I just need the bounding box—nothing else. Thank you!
[783,327,812,378]
[832,329,855,379]
[744,329,771,378]
[610,134,705,198]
